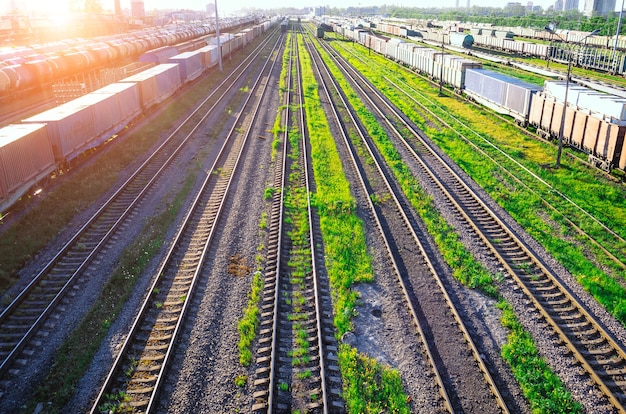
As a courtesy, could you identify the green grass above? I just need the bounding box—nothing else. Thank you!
[326,31,581,412]
[237,270,264,366]
[283,125,313,368]
[298,32,410,413]
[25,172,196,413]
[338,344,410,414]
[498,301,581,414]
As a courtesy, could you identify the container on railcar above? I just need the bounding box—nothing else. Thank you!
[68,93,124,148]
[168,50,204,83]
[22,101,97,163]
[449,32,474,49]
[0,123,56,212]
[139,46,180,64]
[91,82,142,127]
[464,68,540,124]
[196,44,219,69]
[119,63,181,110]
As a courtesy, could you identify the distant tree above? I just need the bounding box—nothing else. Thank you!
[67,0,102,12]
[69,0,81,11]
[84,0,103,13]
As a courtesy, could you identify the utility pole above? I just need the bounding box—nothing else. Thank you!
[612,0,625,73]
[545,25,599,168]
[215,0,222,72]
[439,40,444,96]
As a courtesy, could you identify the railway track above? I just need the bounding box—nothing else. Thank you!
[307,25,511,413]
[251,26,342,413]
[0,29,279,381]
[389,75,626,273]
[89,29,284,414]
[323,30,626,413]
[333,33,626,273]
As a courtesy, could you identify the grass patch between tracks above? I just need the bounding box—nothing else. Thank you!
[25,172,196,413]
[324,31,580,412]
[332,33,626,326]
[299,33,410,413]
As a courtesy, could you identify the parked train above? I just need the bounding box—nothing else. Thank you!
[0,17,258,95]
[375,20,626,77]
[378,18,626,53]
[331,21,626,173]
[0,20,275,214]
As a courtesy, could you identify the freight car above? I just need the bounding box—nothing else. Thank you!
[118,64,181,110]
[317,26,325,39]
[529,80,626,170]
[0,124,56,213]
[449,32,474,49]
[375,30,481,91]
[0,17,257,95]
[332,21,626,172]
[464,68,541,125]
[0,19,275,213]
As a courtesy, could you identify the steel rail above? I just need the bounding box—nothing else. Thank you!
[0,28,280,378]
[327,35,626,413]
[90,30,284,414]
[313,27,512,413]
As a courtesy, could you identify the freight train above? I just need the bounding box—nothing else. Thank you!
[0,19,275,214]
[0,17,258,95]
[330,21,626,173]
[374,20,626,76]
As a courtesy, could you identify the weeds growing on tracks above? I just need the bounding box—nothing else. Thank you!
[24,173,196,413]
[344,40,626,326]
[299,33,410,412]
[238,271,264,366]
[328,36,583,412]
[235,33,293,370]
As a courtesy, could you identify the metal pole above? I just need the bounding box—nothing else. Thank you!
[556,53,571,168]
[612,0,624,73]
[215,0,222,72]
[439,40,444,96]
[546,32,552,68]
[545,26,599,168]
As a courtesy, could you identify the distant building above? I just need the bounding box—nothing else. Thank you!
[131,0,145,18]
[583,0,616,16]
[505,2,527,14]
[555,0,579,11]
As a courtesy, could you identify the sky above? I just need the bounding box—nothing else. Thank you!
[2,0,566,16]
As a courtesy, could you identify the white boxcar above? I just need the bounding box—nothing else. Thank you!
[465,68,540,122]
